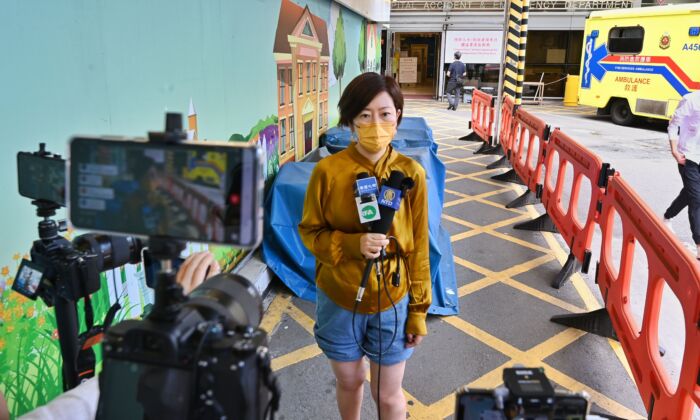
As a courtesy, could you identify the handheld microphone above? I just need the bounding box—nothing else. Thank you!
[355,172,380,302]
[355,173,380,225]
[371,170,406,234]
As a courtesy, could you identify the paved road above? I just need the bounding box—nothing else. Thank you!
[525,103,688,391]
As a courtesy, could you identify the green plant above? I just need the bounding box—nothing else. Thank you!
[333,9,347,96]
[358,20,366,72]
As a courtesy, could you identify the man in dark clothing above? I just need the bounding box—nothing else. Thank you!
[446,51,466,110]
[665,90,700,258]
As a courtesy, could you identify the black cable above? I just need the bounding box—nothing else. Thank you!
[376,251,384,420]
[351,258,399,358]
[352,238,406,420]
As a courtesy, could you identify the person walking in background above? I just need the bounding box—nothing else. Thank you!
[446,51,466,111]
[663,181,687,234]
[666,90,700,258]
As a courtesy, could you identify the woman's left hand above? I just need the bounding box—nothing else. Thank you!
[405,334,424,348]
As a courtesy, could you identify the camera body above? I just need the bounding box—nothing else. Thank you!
[16,229,143,305]
[15,115,277,416]
[26,234,99,304]
[97,273,278,420]
[455,367,589,420]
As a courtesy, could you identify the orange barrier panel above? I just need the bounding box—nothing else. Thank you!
[510,108,550,195]
[485,96,517,170]
[597,174,700,419]
[499,95,516,157]
[538,128,608,286]
[467,89,495,145]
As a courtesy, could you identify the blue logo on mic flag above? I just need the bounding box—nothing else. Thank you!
[378,186,401,210]
[356,177,379,196]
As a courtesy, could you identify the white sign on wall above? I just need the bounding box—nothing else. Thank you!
[445,31,503,64]
[399,57,418,84]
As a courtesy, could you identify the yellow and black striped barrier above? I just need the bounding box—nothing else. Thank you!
[503,0,529,105]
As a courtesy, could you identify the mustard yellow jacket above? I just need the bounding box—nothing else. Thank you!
[298,143,431,335]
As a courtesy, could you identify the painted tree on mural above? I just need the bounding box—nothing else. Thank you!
[374,29,382,73]
[332,9,346,95]
[358,20,366,72]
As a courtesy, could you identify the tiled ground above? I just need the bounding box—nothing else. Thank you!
[261,99,647,419]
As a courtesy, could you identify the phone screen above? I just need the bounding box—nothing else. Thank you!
[12,259,45,299]
[455,390,506,420]
[69,137,263,247]
[17,152,66,206]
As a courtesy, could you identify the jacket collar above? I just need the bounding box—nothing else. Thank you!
[347,142,397,178]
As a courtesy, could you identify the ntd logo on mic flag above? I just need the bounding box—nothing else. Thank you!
[378,186,401,210]
[356,177,379,196]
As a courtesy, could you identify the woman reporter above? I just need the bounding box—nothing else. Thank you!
[298,73,431,420]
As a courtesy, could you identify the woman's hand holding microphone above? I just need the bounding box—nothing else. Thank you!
[359,233,389,260]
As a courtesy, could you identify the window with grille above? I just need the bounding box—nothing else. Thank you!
[608,26,644,54]
[280,119,286,154]
[289,68,294,103]
[298,63,303,96]
[279,69,285,105]
[306,62,311,93]
[289,116,295,151]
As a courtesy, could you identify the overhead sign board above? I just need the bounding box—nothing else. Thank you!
[445,31,503,64]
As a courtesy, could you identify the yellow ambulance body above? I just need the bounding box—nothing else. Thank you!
[578,3,700,125]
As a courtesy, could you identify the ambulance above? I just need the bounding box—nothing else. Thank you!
[578,3,700,125]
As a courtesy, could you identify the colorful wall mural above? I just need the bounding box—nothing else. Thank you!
[0,0,373,416]
[273,0,331,164]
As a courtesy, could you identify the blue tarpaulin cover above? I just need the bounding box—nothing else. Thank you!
[262,117,458,315]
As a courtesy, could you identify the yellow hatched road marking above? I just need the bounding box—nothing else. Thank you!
[501,278,583,314]
[265,99,642,420]
[260,293,292,334]
[272,344,322,372]
[434,316,644,419]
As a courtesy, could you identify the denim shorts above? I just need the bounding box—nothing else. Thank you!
[314,288,414,365]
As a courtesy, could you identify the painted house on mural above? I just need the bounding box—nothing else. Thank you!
[274,0,330,164]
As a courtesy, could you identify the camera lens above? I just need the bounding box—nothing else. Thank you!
[73,234,143,271]
[187,273,263,328]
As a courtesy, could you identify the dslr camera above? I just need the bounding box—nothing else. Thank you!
[15,143,144,389]
[455,367,591,420]
[16,113,278,419]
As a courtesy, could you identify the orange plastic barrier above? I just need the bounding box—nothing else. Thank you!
[597,174,700,419]
[510,108,550,195]
[540,129,607,275]
[468,89,495,145]
[499,95,516,156]
[485,96,517,170]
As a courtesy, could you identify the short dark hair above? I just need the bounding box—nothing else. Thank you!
[338,73,404,127]
[454,51,461,60]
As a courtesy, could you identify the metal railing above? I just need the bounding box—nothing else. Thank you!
[391,0,635,11]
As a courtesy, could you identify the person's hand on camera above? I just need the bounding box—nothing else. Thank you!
[405,334,423,349]
[176,251,221,294]
[359,233,389,259]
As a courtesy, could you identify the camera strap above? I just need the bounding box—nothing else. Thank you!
[76,299,121,381]
[84,295,95,330]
